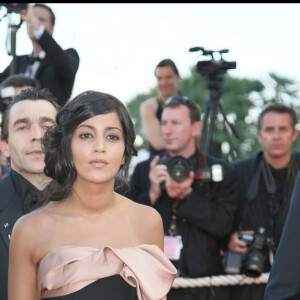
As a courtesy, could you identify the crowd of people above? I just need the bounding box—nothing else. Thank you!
[0,3,299,300]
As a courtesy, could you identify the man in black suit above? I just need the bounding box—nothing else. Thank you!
[226,103,300,300]
[264,172,300,300]
[0,3,79,106]
[0,87,60,299]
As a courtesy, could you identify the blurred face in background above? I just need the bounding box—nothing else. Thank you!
[161,104,201,157]
[155,66,179,102]
[257,111,298,161]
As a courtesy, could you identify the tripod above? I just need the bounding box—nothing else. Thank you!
[5,13,23,76]
[200,74,239,161]
[189,46,239,161]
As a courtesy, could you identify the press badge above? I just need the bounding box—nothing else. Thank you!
[164,235,183,261]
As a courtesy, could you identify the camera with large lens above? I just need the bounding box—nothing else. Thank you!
[158,156,224,190]
[0,3,28,13]
[224,227,267,278]
[240,227,267,278]
[159,156,193,182]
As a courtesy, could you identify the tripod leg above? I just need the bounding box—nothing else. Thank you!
[206,101,218,154]
[216,99,238,161]
[199,98,219,155]
[200,99,212,153]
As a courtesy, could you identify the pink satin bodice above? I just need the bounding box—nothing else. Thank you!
[37,244,177,299]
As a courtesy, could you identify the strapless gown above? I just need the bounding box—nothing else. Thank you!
[37,244,177,300]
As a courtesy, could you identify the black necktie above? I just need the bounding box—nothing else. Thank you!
[22,188,42,213]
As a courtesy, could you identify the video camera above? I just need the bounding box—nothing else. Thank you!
[189,47,236,77]
[224,227,274,278]
[158,156,223,186]
[0,3,28,13]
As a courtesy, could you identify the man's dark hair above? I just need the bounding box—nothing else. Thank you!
[1,74,40,89]
[258,103,298,131]
[155,59,180,77]
[163,95,201,124]
[1,87,60,142]
[34,3,55,26]
[42,90,138,203]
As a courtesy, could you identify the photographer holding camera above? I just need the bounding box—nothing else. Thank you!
[0,3,79,106]
[130,95,237,300]
[227,103,300,300]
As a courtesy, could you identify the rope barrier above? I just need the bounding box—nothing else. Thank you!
[172,273,269,288]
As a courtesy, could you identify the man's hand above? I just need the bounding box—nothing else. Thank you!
[19,4,41,40]
[149,155,168,205]
[228,231,254,253]
[165,171,194,200]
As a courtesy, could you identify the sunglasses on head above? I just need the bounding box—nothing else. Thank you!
[165,95,201,113]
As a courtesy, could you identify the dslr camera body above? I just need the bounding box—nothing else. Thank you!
[158,155,223,188]
[224,227,269,278]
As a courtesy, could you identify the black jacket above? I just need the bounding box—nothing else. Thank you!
[130,152,237,278]
[0,29,79,106]
[232,151,300,271]
[0,173,24,300]
[0,170,46,299]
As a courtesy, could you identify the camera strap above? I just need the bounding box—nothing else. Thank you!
[194,147,211,191]
[237,162,262,233]
[239,156,286,234]
[164,197,184,262]
[241,155,299,252]
[168,198,181,236]
[262,156,299,249]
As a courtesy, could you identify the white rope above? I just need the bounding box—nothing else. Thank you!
[172,273,269,288]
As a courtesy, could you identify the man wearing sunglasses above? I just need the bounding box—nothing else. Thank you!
[130,95,237,300]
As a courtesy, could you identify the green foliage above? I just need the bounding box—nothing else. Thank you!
[126,65,300,162]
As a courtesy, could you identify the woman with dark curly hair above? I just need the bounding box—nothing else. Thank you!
[8,90,177,300]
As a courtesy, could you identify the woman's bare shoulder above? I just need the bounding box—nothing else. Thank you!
[12,207,51,239]
[13,207,47,230]
[10,204,65,263]
[124,197,163,231]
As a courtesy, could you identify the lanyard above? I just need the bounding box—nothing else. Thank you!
[168,198,180,236]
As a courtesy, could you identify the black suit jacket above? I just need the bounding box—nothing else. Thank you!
[0,173,24,300]
[264,172,300,300]
[0,29,80,106]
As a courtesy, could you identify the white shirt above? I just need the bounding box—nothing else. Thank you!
[25,25,46,78]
